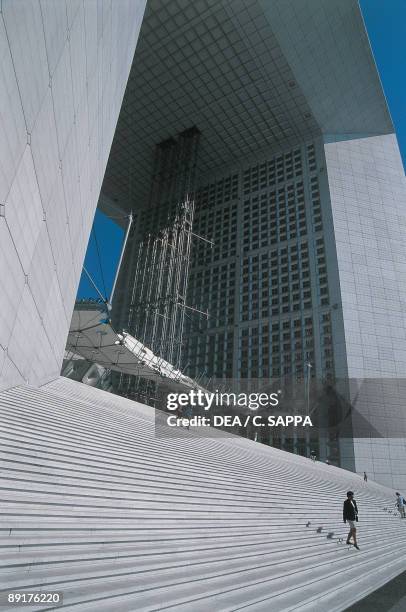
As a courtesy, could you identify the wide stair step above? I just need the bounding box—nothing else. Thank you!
[0,377,405,611]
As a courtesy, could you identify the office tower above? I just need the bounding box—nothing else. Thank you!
[108,1,406,487]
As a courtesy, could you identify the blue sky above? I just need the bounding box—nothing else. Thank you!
[360,0,406,166]
[77,209,124,300]
[77,1,406,300]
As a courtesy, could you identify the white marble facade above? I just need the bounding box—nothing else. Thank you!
[0,0,146,390]
[324,133,406,489]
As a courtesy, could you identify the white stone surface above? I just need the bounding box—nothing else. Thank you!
[0,376,405,611]
[0,0,147,391]
[324,134,406,489]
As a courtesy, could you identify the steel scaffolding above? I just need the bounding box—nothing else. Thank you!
[117,127,202,400]
[128,197,195,368]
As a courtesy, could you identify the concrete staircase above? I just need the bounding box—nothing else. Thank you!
[0,377,405,611]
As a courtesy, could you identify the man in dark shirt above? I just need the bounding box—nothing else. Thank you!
[343,491,360,550]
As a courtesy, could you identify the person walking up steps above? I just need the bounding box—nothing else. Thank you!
[343,491,360,550]
[395,492,406,518]
[363,471,368,482]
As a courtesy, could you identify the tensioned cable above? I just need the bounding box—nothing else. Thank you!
[82,266,107,304]
[92,223,107,299]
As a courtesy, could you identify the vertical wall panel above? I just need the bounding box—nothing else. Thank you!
[0,18,27,203]
[2,0,49,134]
[5,145,43,273]
[0,0,147,390]
[40,0,67,78]
[325,133,406,489]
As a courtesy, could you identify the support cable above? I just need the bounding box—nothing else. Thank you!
[82,266,108,304]
[92,224,107,300]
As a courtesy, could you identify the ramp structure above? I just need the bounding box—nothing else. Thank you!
[1,377,405,611]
